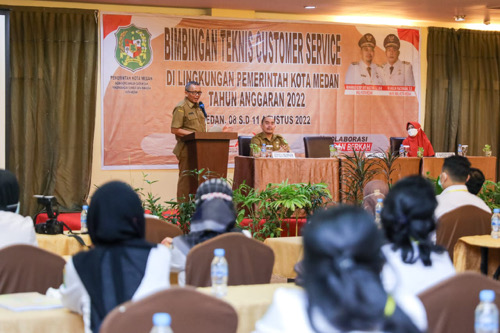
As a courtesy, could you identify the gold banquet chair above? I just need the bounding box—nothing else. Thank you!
[145,217,183,244]
[436,205,492,261]
[418,272,500,333]
[185,233,274,287]
[0,244,65,294]
[100,287,238,333]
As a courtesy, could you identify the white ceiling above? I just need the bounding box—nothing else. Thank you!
[42,0,500,26]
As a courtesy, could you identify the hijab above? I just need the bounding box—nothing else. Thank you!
[403,121,435,157]
[0,170,20,212]
[72,181,154,333]
[172,178,239,255]
[362,180,389,216]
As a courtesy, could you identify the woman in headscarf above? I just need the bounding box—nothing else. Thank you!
[0,169,37,248]
[254,206,426,333]
[402,122,434,157]
[168,178,245,286]
[362,180,390,216]
[60,181,171,333]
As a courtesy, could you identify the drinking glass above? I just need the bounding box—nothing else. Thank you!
[461,145,468,157]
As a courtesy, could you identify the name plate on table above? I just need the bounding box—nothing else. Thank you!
[435,152,456,158]
[272,152,296,159]
[365,152,385,158]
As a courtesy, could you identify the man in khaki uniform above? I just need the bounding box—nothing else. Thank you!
[171,81,206,201]
[250,116,289,155]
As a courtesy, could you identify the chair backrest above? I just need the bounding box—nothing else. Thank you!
[145,217,183,243]
[389,137,405,155]
[303,136,334,158]
[436,205,492,260]
[100,286,238,333]
[0,244,65,294]
[238,136,253,156]
[418,272,500,333]
[185,233,274,287]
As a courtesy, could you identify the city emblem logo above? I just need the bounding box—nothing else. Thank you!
[115,24,152,72]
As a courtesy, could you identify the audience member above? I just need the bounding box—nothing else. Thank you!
[250,116,289,155]
[402,122,434,157]
[0,169,37,249]
[435,156,491,219]
[254,205,426,333]
[466,167,485,195]
[380,176,455,297]
[167,178,247,286]
[362,179,389,216]
[60,181,171,333]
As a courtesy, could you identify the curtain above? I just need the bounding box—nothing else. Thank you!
[8,7,98,216]
[425,28,500,180]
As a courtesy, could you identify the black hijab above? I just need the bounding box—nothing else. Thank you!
[172,178,239,255]
[0,169,20,212]
[72,181,154,333]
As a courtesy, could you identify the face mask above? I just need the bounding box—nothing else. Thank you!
[408,128,418,137]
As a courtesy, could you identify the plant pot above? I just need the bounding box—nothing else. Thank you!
[485,151,492,157]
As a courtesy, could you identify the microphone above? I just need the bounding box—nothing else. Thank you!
[199,102,208,118]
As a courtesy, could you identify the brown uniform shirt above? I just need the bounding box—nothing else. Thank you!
[250,132,289,156]
[171,97,207,157]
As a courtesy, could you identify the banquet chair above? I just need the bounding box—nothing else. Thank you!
[0,244,65,294]
[100,286,238,333]
[418,272,500,333]
[303,136,334,158]
[436,205,492,261]
[238,136,252,156]
[145,217,183,243]
[389,137,405,155]
[185,233,274,287]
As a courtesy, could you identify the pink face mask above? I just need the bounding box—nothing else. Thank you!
[408,128,418,137]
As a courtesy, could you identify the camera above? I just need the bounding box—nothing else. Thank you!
[34,195,64,235]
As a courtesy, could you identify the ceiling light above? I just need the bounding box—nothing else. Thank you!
[304,5,316,9]
[454,15,466,22]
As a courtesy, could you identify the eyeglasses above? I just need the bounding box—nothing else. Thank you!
[186,90,203,96]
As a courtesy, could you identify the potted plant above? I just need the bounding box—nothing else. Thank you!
[249,143,261,157]
[417,146,424,158]
[340,149,379,204]
[483,144,492,157]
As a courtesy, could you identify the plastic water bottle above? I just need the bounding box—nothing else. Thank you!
[211,248,228,298]
[399,144,405,157]
[475,289,499,333]
[80,205,88,233]
[261,143,266,157]
[492,209,500,239]
[458,144,463,156]
[149,313,173,333]
[375,198,383,228]
[329,144,336,158]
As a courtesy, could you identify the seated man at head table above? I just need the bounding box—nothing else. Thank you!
[434,156,491,220]
[250,116,290,156]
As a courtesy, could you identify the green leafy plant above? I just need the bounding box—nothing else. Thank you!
[134,172,168,218]
[340,149,379,204]
[374,148,399,188]
[417,146,424,158]
[425,171,443,195]
[479,180,500,210]
[483,144,492,152]
[249,143,260,156]
[163,194,196,234]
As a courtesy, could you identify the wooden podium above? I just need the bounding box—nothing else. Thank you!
[181,132,238,194]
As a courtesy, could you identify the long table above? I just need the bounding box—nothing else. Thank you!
[36,233,91,257]
[263,237,303,279]
[233,156,497,204]
[233,156,340,202]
